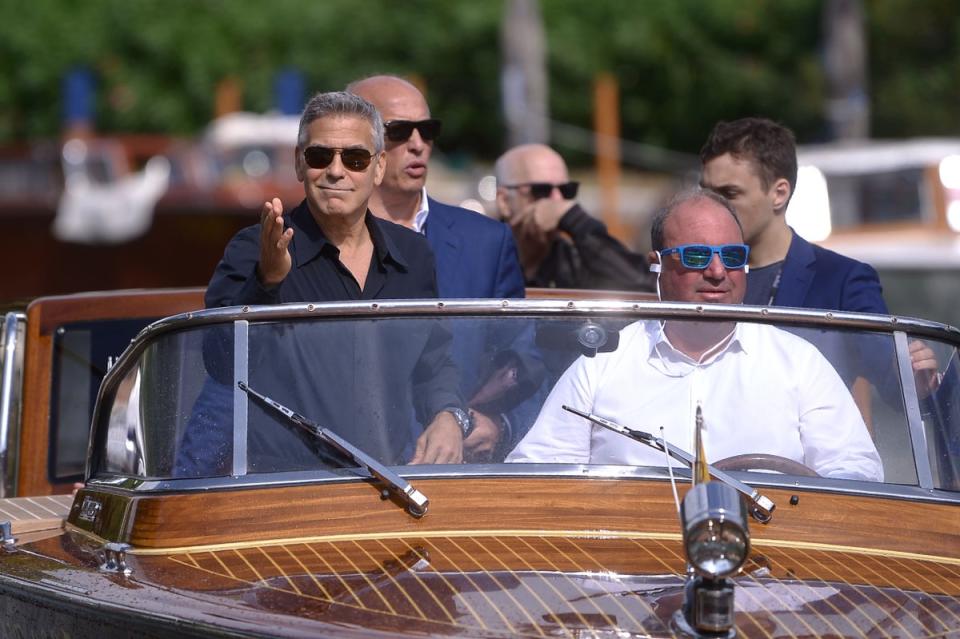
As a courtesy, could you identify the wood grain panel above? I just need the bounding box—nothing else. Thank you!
[69,477,960,564]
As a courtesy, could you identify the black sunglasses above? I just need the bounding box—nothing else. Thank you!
[505,181,580,201]
[303,146,376,172]
[383,119,442,143]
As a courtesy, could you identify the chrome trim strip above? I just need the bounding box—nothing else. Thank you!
[896,331,935,488]
[0,312,25,499]
[232,320,248,477]
[83,463,960,506]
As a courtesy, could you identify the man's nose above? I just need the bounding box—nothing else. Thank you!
[704,253,727,278]
[325,153,346,178]
[548,185,565,201]
[407,129,426,152]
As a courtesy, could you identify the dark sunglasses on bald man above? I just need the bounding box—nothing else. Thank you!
[504,181,580,201]
[303,146,376,172]
[384,119,442,143]
[660,244,750,270]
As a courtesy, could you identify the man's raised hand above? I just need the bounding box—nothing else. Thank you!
[257,197,294,287]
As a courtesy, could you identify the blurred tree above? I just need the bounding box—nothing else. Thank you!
[868,0,960,138]
[545,0,824,163]
[0,0,957,161]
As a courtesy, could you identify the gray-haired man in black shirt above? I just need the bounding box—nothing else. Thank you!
[187,92,466,471]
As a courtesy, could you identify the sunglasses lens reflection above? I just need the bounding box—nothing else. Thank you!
[681,246,713,268]
[558,182,579,199]
[385,119,441,142]
[385,122,414,142]
[528,182,579,200]
[528,184,553,199]
[304,147,334,169]
[340,149,374,171]
[720,246,748,268]
[303,147,374,171]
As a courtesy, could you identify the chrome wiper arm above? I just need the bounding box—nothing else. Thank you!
[562,405,774,522]
[238,381,428,518]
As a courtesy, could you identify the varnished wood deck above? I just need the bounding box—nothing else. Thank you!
[0,494,72,534]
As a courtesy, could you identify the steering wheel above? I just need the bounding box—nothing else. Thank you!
[713,454,820,477]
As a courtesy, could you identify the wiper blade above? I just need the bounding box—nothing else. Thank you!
[562,405,775,522]
[239,381,429,518]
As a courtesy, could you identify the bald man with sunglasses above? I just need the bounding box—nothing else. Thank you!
[349,75,533,462]
[347,75,524,301]
[202,91,467,466]
[495,143,653,292]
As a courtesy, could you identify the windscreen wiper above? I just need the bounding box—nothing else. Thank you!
[562,405,775,522]
[238,381,429,518]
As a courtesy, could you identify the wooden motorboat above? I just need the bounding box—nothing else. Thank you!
[1,300,958,637]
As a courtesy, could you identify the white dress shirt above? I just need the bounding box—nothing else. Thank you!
[507,320,883,482]
[411,187,430,234]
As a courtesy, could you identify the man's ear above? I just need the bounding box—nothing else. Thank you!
[647,250,661,272]
[771,177,791,213]
[294,146,305,183]
[373,151,386,187]
[494,188,511,221]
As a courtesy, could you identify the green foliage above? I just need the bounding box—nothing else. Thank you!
[0,0,957,161]
[868,0,960,138]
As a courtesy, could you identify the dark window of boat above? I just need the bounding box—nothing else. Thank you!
[49,317,159,482]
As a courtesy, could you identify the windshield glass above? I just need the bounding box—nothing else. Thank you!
[90,308,960,491]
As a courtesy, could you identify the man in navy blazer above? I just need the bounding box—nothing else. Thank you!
[774,231,886,312]
[348,75,528,460]
[698,118,950,417]
[699,117,887,314]
[347,75,524,300]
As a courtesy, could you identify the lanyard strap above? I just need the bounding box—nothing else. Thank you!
[766,268,783,305]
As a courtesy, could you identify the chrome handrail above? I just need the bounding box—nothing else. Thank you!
[100,300,960,396]
[0,312,25,498]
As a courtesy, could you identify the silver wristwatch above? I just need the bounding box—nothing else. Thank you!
[444,407,475,438]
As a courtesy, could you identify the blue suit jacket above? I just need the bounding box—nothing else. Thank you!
[424,197,524,299]
[774,229,892,392]
[424,198,537,449]
[775,229,888,314]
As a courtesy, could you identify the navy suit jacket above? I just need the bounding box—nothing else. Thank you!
[775,229,888,314]
[424,197,524,299]
[423,198,538,448]
[773,229,892,392]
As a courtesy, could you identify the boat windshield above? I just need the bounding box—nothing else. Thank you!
[89,305,960,492]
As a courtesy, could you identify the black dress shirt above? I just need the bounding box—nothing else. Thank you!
[205,200,439,306]
[177,201,461,475]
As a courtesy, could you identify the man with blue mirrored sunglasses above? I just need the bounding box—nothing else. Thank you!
[509,188,882,482]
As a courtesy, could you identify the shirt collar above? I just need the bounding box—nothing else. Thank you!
[365,212,410,270]
[290,200,409,271]
[646,320,747,376]
[411,187,430,234]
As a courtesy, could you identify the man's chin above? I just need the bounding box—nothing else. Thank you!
[310,198,365,219]
[696,291,734,304]
[391,175,427,194]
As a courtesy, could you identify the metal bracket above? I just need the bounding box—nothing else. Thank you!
[100,542,132,576]
[0,520,15,551]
